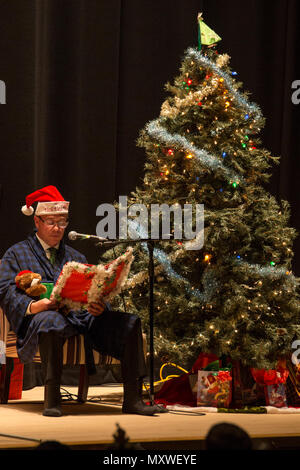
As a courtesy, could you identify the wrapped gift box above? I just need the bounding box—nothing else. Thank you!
[251,366,289,408]
[196,369,232,408]
[265,383,287,407]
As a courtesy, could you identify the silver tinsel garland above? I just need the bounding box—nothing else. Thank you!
[186,47,262,119]
[127,219,218,301]
[236,259,297,284]
[146,118,244,184]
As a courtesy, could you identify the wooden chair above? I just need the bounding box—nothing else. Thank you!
[0,305,120,404]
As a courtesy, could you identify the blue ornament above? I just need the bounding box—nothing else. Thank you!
[222,152,227,158]
[236,255,241,259]
[219,188,223,192]
[245,114,249,120]
[232,71,238,76]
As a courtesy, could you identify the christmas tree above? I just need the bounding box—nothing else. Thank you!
[105,14,300,370]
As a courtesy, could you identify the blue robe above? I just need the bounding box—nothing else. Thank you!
[0,231,137,366]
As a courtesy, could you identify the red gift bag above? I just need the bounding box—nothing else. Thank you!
[251,366,289,408]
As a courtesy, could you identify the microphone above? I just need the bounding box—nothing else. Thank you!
[68,231,108,242]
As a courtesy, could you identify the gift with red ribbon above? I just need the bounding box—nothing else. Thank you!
[195,359,232,408]
[250,365,289,408]
[250,367,289,386]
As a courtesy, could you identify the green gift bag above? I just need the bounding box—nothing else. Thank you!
[40,282,54,300]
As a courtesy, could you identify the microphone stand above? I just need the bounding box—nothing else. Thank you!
[94,237,158,406]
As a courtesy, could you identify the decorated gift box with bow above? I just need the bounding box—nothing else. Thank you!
[190,359,232,408]
[250,366,289,408]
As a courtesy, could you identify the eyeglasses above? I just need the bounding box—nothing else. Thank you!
[38,216,69,228]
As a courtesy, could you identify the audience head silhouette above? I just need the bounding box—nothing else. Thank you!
[205,422,252,450]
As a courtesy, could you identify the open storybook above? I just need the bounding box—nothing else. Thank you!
[50,247,134,310]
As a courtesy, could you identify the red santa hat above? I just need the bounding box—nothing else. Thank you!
[21,185,69,216]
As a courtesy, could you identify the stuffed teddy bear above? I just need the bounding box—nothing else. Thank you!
[15,270,47,297]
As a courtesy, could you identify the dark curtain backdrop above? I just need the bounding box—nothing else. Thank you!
[0,0,300,273]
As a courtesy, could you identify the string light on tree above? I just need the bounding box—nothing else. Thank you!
[109,14,300,371]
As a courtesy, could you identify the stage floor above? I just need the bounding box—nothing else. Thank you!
[1,385,300,450]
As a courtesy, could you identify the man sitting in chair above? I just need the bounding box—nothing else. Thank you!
[0,185,166,417]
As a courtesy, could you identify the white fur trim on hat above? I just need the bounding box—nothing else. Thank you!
[21,205,34,216]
